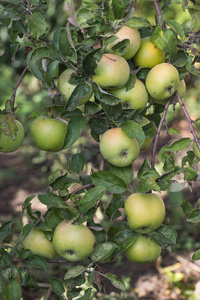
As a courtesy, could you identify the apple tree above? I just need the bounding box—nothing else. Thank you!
[0,0,200,298]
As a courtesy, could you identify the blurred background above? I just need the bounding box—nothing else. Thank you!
[1,0,200,299]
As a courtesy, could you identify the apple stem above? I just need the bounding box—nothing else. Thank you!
[10,65,28,113]
[151,98,172,169]
[175,91,200,152]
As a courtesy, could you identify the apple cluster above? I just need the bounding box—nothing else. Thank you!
[22,221,96,262]
[124,193,166,263]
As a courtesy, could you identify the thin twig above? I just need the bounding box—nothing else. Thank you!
[151,98,172,169]
[175,91,200,152]
[153,0,166,30]
[10,65,28,112]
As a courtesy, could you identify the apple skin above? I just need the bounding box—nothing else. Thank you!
[133,36,165,68]
[57,68,93,105]
[92,54,130,89]
[22,228,58,259]
[106,25,141,60]
[30,116,68,152]
[53,221,96,262]
[125,234,161,263]
[108,78,148,110]
[145,63,180,100]
[138,117,153,150]
[0,120,24,153]
[99,127,140,167]
[125,193,165,233]
[152,79,186,105]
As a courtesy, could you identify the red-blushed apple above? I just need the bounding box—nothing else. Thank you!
[99,127,140,167]
[125,234,161,263]
[145,63,180,100]
[22,228,58,259]
[92,54,130,89]
[0,120,24,153]
[57,68,93,105]
[30,116,68,152]
[125,193,165,233]
[108,78,148,110]
[53,221,96,262]
[133,36,165,68]
[106,25,141,60]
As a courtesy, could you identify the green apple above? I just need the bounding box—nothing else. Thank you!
[92,53,130,89]
[5,279,22,300]
[22,228,57,259]
[106,25,141,60]
[30,116,68,152]
[134,36,165,68]
[125,234,161,263]
[53,221,96,262]
[193,139,200,158]
[99,127,140,167]
[108,78,148,110]
[145,63,180,100]
[138,117,153,150]
[152,79,186,105]
[0,120,24,153]
[57,68,94,105]
[125,193,165,233]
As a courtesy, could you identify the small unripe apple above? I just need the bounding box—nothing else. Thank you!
[57,68,94,105]
[134,36,165,68]
[30,116,68,152]
[22,228,57,259]
[92,54,130,89]
[0,120,24,153]
[125,193,165,233]
[99,127,140,167]
[106,25,141,60]
[53,221,96,262]
[145,63,180,100]
[108,78,148,110]
[125,234,161,263]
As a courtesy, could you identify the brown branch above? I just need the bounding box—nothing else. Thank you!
[151,98,172,169]
[153,0,166,30]
[10,65,28,112]
[175,91,200,152]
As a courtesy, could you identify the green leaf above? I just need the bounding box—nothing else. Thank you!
[168,128,181,136]
[106,194,124,218]
[168,181,185,192]
[125,16,151,28]
[150,27,177,59]
[187,209,200,223]
[46,60,60,86]
[0,221,13,243]
[82,48,100,75]
[162,138,192,152]
[0,249,12,268]
[122,120,145,147]
[192,249,200,260]
[165,19,185,38]
[150,225,177,248]
[25,254,48,271]
[49,278,65,295]
[22,195,36,211]
[38,192,66,208]
[92,171,127,194]
[112,0,125,19]
[94,84,120,106]
[77,288,92,300]
[0,35,5,56]
[71,153,85,174]
[27,12,46,39]
[79,186,105,214]
[63,116,87,149]
[65,82,92,111]
[103,273,126,291]
[109,164,133,184]
[64,265,86,280]
[113,229,137,252]
[181,200,193,216]
[91,242,119,262]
